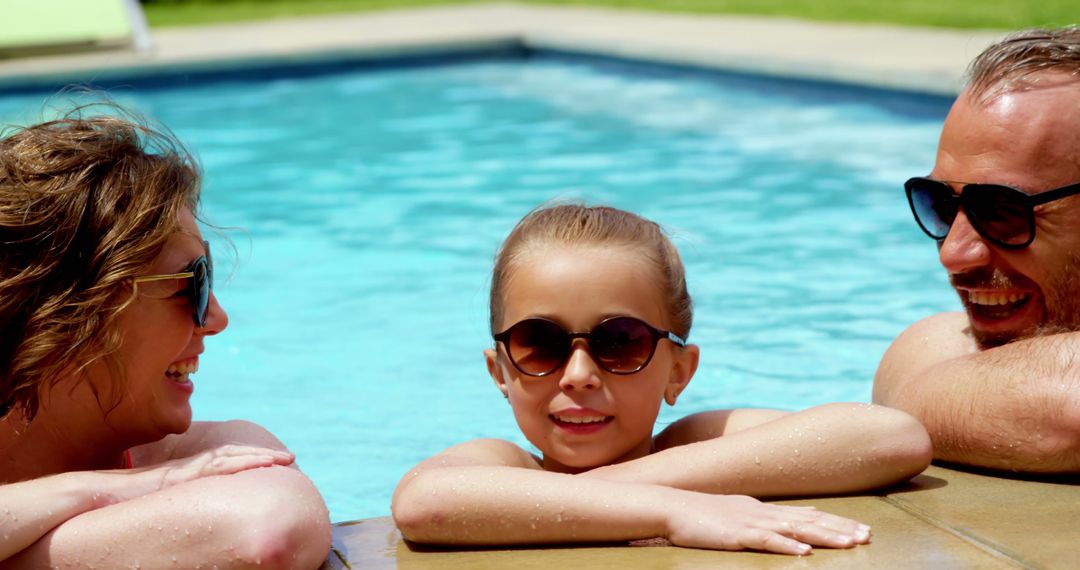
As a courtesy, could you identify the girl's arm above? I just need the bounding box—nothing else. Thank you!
[392,438,870,555]
[584,403,933,496]
[1,421,331,569]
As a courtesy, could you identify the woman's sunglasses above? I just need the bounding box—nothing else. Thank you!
[493,316,686,377]
[905,176,1080,249]
[133,242,213,327]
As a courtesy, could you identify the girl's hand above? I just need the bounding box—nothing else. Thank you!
[94,445,295,507]
[664,493,871,555]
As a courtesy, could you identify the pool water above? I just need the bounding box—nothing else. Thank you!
[0,54,958,521]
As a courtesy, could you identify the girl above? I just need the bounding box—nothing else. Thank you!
[0,107,330,567]
[393,204,932,555]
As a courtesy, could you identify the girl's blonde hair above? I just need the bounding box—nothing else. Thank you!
[490,204,692,337]
[0,105,200,421]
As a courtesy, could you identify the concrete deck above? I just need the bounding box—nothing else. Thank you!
[324,465,1079,569]
[0,3,1006,95]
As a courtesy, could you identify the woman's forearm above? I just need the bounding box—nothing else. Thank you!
[1,466,330,570]
[0,473,104,562]
[584,403,932,496]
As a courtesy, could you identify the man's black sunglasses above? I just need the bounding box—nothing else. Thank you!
[905,177,1080,249]
[133,241,213,327]
[493,316,686,377]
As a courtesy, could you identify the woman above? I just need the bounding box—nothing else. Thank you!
[0,106,331,567]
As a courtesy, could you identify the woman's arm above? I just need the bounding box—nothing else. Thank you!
[0,445,294,563]
[584,403,932,496]
[2,465,328,569]
[392,439,870,555]
[2,421,331,569]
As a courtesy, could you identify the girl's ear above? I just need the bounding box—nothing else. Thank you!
[664,344,699,406]
[485,347,510,399]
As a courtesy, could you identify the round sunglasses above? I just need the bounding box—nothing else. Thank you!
[493,316,687,377]
[132,242,213,327]
[905,176,1080,249]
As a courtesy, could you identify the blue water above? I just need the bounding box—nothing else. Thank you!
[0,54,959,521]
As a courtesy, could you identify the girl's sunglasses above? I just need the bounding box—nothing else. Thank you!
[133,242,213,327]
[493,316,686,377]
[905,176,1080,249]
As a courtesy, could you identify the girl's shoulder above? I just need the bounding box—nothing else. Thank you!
[653,408,791,451]
[427,438,543,470]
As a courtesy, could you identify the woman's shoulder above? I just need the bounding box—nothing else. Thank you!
[130,420,285,465]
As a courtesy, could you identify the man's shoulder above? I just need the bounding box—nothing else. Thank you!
[874,312,977,399]
[899,311,972,341]
[887,311,977,359]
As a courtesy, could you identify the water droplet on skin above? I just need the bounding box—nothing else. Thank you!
[754,456,761,465]
[793,449,800,455]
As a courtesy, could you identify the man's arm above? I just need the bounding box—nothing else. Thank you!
[873,312,1080,473]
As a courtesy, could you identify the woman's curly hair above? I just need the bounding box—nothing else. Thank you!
[0,104,201,422]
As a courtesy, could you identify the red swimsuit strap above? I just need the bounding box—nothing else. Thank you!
[122,449,133,469]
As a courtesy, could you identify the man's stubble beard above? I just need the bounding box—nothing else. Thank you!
[971,249,1080,349]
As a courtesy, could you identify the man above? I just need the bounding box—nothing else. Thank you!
[873,26,1080,473]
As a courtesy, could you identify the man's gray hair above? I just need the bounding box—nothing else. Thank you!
[967,26,1080,99]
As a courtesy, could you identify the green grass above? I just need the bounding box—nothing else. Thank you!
[142,0,472,27]
[141,0,1079,29]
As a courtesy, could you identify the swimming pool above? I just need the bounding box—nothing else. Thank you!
[0,53,958,521]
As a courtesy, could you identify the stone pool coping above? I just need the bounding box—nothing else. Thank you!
[0,3,1006,96]
[324,464,1078,569]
